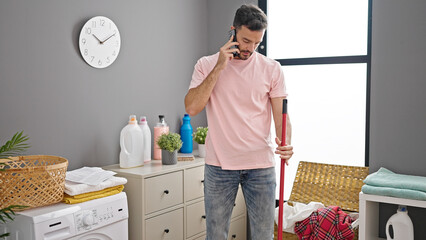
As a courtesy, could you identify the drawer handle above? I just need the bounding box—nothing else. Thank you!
[164,229,170,233]
[201,215,206,219]
[232,234,236,238]
[201,180,205,183]
[164,190,169,194]
[233,203,236,207]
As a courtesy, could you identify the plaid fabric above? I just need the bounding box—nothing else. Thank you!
[294,206,354,240]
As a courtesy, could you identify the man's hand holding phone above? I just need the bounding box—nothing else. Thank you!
[216,33,240,71]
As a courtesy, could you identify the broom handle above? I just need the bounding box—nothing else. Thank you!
[277,99,287,240]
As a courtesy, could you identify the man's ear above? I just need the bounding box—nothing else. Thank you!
[231,26,235,30]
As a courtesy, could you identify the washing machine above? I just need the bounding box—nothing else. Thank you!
[2,192,128,240]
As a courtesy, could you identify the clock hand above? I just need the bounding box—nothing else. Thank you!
[101,33,116,44]
[92,34,103,44]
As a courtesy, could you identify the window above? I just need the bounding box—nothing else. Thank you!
[259,0,371,200]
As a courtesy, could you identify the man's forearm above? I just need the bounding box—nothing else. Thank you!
[285,114,292,145]
[185,66,222,116]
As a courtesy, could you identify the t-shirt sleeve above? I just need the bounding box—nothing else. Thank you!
[189,58,206,90]
[269,61,288,98]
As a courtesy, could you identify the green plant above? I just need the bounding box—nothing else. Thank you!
[157,133,183,152]
[0,131,30,239]
[0,205,28,238]
[0,131,30,159]
[193,127,208,144]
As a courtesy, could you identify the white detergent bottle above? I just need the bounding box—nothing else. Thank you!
[120,115,144,168]
[139,116,152,163]
[386,205,414,240]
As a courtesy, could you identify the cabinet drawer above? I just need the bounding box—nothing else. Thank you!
[227,216,246,240]
[191,235,206,240]
[231,188,246,219]
[184,166,204,201]
[146,208,184,240]
[186,200,206,238]
[145,171,183,214]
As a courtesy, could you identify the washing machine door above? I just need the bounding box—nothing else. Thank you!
[67,220,128,240]
[70,233,112,240]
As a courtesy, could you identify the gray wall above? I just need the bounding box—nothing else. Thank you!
[370,0,426,238]
[370,0,426,176]
[0,0,209,170]
[207,0,258,54]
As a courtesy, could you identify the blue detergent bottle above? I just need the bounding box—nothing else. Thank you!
[180,114,193,153]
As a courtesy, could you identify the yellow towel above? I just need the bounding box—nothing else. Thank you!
[63,185,124,204]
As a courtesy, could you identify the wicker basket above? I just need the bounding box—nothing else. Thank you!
[0,155,68,210]
[275,161,369,240]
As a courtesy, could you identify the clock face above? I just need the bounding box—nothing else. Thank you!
[79,16,121,69]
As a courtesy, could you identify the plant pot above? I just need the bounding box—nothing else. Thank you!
[198,144,206,158]
[161,149,177,165]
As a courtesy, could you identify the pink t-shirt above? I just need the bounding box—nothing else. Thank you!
[189,51,287,170]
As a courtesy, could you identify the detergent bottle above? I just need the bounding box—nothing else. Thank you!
[139,116,152,163]
[119,115,144,168]
[180,114,193,153]
[386,205,414,240]
[153,115,169,160]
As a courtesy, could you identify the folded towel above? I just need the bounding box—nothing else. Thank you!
[364,167,426,192]
[275,201,325,234]
[66,167,117,186]
[65,176,127,196]
[63,185,124,204]
[361,184,426,201]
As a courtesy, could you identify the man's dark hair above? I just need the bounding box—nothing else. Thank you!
[233,4,268,31]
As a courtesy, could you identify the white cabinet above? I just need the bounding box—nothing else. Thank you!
[187,200,206,237]
[145,171,183,214]
[359,192,426,240]
[146,208,184,239]
[105,158,246,240]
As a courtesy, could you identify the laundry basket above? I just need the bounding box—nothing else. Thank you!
[274,161,369,240]
[0,155,68,210]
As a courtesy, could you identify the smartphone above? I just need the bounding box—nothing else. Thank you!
[228,29,239,57]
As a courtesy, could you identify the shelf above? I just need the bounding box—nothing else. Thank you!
[358,192,426,240]
[359,192,426,208]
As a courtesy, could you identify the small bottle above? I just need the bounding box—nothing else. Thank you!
[180,114,193,153]
[153,115,169,160]
[139,116,152,163]
[386,205,414,240]
[120,115,144,168]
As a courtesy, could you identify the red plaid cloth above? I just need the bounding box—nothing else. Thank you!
[294,206,354,240]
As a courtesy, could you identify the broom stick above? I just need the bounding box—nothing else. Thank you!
[277,99,287,240]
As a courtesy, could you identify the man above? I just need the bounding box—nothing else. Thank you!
[185,4,294,240]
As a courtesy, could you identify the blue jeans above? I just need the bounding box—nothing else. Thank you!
[204,164,276,240]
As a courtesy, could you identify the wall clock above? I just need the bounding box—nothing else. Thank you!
[79,16,121,68]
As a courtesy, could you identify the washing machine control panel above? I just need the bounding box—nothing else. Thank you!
[75,209,97,231]
[74,195,128,233]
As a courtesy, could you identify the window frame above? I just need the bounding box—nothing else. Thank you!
[259,0,372,166]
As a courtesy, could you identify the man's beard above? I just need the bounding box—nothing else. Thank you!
[238,50,252,60]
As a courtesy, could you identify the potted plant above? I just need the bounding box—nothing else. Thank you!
[156,133,182,165]
[193,127,208,158]
[0,131,30,239]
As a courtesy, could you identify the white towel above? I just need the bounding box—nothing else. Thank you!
[66,167,117,185]
[275,201,325,234]
[65,176,127,196]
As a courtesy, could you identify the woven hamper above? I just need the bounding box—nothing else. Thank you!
[0,155,68,210]
[275,161,369,240]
